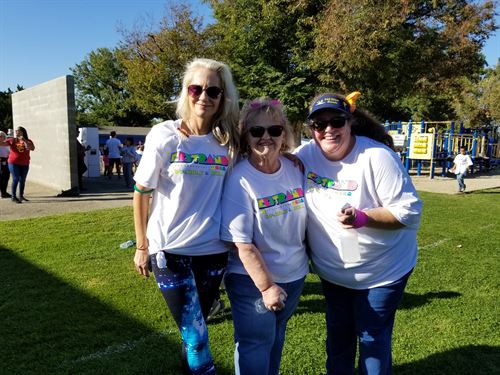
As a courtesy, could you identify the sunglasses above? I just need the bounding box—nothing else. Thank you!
[309,116,349,131]
[187,85,223,99]
[248,125,284,138]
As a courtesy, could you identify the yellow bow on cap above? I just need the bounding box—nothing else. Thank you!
[346,91,361,113]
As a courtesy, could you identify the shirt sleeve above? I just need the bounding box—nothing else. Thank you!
[371,149,422,228]
[133,127,166,189]
[221,173,254,244]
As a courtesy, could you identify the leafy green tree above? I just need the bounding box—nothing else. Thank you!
[119,4,213,119]
[480,62,500,123]
[208,0,323,134]
[71,47,149,127]
[454,61,500,127]
[0,86,23,133]
[310,0,497,121]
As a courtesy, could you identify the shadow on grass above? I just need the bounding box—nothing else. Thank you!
[394,345,499,374]
[400,291,461,309]
[0,246,230,375]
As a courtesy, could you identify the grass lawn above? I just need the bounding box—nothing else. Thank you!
[0,188,499,374]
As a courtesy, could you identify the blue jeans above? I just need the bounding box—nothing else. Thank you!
[122,162,133,187]
[225,273,305,375]
[8,163,29,198]
[152,251,227,375]
[457,172,466,191]
[321,271,412,375]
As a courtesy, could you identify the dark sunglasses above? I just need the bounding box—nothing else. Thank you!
[187,85,223,99]
[309,116,349,131]
[248,125,284,138]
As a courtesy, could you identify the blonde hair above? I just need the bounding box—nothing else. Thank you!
[239,98,294,157]
[176,58,240,161]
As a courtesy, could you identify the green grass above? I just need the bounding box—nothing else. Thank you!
[1,189,499,374]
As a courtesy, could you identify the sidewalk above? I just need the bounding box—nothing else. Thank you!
[0,176,134,221]
[1,170,499,221]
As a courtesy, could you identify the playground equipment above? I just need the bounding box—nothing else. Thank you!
[384,120,499,178]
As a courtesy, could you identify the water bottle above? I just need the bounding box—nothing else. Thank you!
[255,298,268,314]
[119,239,135,249]
[156,251,167,269]
[339,229,360,263]
[254,293,286,314]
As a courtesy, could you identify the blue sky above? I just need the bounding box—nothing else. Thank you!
[1,0,499,92]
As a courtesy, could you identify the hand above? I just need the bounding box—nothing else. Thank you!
[337,204,356,228]
[134,249,150,277]
[262,284,287,312]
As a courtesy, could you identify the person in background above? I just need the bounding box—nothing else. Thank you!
[451,145,473,193]
[134,141,144,171]
[105,131,122,179]
[0,126,35,203]
[121,137,138,188]
[132,58,240,375]
[296,92,422,375]
[0,131,11,198]
[76,128,91,191]
[221,98,308,375]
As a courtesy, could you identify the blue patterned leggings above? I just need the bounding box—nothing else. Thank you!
[151,251,227,375]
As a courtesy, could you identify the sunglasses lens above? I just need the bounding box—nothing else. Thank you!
[330,118,346,128]
[188,85,202,97]
[188,85,222,99]
[311,117,347,130]
[267,125,284,137]
[249,127,265,138]
[249,126,284,138]
[205,86,222,99]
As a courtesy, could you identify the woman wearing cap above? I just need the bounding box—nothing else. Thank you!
[296,93,422,375]
[221,98,308,375]
[132,58,239,375]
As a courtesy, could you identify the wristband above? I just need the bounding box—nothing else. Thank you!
[352,209,369,228]
[134,184,154,194]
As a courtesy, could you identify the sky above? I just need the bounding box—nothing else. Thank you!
[1,0,499,92]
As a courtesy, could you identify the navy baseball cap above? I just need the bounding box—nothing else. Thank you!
[308,94,351,119]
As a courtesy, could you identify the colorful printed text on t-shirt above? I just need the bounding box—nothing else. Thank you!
[170,151,228,176]
[306,171,358,197]
[257,187,305,219]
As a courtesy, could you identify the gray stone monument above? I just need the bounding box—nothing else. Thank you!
[11,76,78,192]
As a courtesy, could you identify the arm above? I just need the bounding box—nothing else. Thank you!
[24,138,35,151]
[133,183,152,277]
[234,242,287,311]
[338,206,404,230]
[339,148,421,230]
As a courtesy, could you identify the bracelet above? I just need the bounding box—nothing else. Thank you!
[136,247,148,252]
[134,184,154,194]
[352,209,369,228]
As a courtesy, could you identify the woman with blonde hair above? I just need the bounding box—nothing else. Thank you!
[132,58,239,375]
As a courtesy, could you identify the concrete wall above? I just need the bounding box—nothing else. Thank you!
[11,76,77,192]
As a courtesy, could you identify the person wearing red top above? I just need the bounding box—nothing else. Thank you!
[0,126,35,203]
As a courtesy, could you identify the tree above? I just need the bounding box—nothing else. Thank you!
[209,0,323,130]
[310,0,497,121]
[118,4,213,119]
[0,86,23,133]
[72,47,149,127]
[454,61,500,127]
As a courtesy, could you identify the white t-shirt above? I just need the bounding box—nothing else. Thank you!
[296,136,422,289]
[134,120,229,256]
[106,137,123,158]
[221,157,309,283]
[453,153,473,174]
